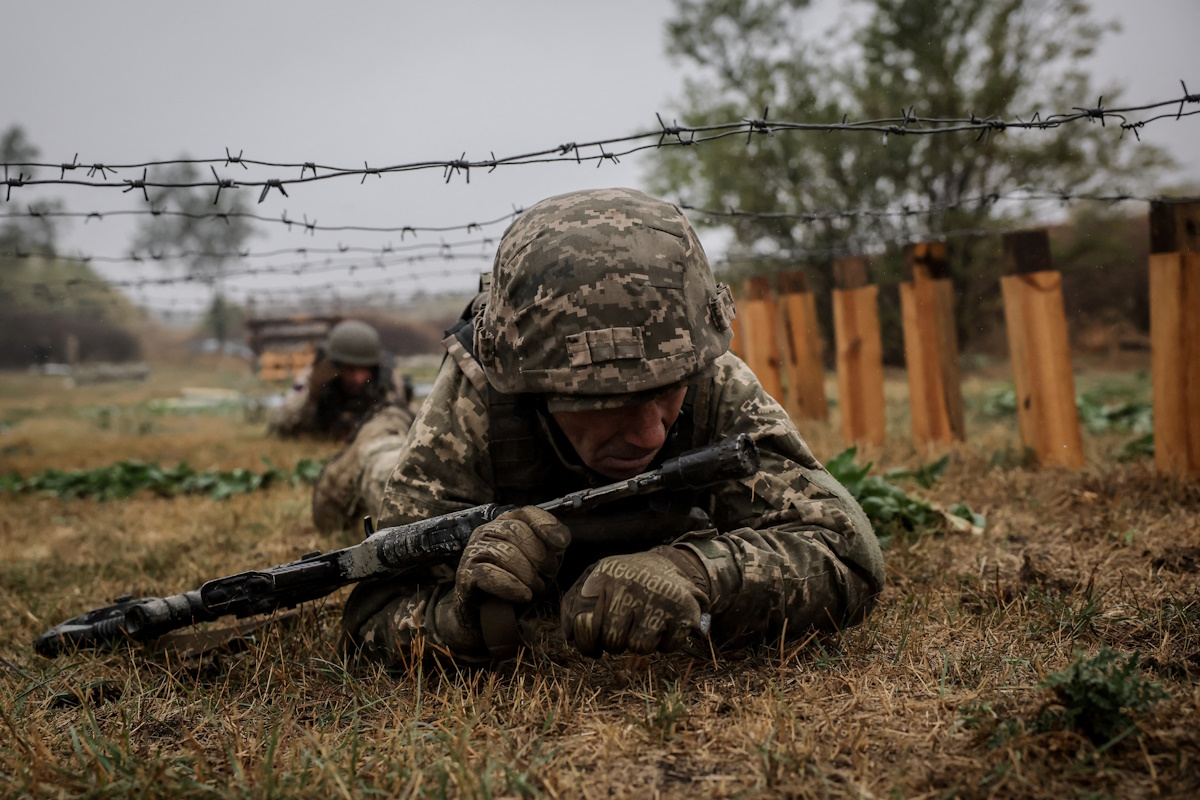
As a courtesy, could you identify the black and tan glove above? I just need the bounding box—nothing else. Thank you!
[560,545,711,657]
[456,506,571,659]
[346,507,570,663]
[456,506,571,606]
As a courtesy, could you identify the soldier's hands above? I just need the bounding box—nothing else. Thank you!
[561,546,711,657]
[457,507,571,606]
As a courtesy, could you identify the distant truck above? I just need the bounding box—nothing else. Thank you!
[244,315,342,383]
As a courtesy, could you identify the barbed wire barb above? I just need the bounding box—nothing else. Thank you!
[596,144,620,168]
[3,165,27,202]
[443,153,470,184]
[742,106,773,144]
[1073,96,1108,126]
[209,165,236,205]
[655,112,689,147]
[361,161,381,185]
[59,153,80,179]
[122,168,150,202]
[1179,80,1199,119]
[224,148,248,170]
[257,179,288,204]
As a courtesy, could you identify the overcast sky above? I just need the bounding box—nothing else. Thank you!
[3,0,1197,321]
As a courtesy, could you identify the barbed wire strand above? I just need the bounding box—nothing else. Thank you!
[1,236,499,267]
[0,206,522,238]
[3,188,1194,276]
[3,89,1197,201]
[5,252,493,291]
[6,215,1117,312]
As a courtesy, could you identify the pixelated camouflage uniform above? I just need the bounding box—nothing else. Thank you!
[268,355,405,441]
[343,188,884,665]
[310,403,415,534]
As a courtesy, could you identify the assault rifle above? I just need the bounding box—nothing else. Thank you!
[35,433,760,658]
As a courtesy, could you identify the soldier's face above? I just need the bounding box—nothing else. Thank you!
[550,387,688,479]
[337,364,373,395]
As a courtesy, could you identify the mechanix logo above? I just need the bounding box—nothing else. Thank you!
[608,589,646,621]
[594,558,692,605]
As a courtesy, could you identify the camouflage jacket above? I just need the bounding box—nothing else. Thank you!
[377,348,885,647]
[269,356,401,441]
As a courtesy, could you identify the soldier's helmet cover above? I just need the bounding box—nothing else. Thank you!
[475,188,736,410]
[325,319,382,367]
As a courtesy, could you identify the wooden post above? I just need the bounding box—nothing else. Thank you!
[738,277,785,403]
[899,242,965,446]
[999,230,1084,468]
[832,256,886,445]
[1149,200,1200,476]
[778,271,828,421]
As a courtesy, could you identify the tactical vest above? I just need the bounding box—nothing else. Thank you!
[443,309,717,581]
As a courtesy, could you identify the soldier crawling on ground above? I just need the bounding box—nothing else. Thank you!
[268,319,414,443]
[315,188,884,664]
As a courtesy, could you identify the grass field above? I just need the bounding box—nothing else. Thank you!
[1,354,1197,799]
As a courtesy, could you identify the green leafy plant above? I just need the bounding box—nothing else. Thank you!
[977,383,1156,468]
[978,383,1153,437]
[1116,432,1154,462]
[0,457,321,501]
[884,455,949,489]
[948,503,987,529]
[1037,645,1168,743]
[825,448,983,545]
[978,386,1018,419]
[1076,388,1153,435]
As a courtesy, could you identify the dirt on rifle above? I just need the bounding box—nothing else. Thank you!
[1,355,1197,800]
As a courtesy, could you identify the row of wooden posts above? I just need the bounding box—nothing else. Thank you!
[727,200,1200,477]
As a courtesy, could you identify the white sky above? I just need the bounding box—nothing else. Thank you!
[2,0,1197,322]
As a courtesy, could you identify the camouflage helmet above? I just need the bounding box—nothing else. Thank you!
[474,188,735,407]
[325,320,381,367]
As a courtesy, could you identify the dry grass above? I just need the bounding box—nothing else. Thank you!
[1,357,1197,799]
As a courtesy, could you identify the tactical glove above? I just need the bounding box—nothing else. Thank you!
[456,506,571,606]
[560,545,711,657]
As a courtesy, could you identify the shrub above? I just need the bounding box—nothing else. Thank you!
[1038,645,1168,743]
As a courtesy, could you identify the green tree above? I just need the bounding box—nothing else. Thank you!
[1,127,142,365]
[1,125,62,257]
[0,126,112,322]
[204,291,247,345]
[131,160,259,343]
[652,0,1170,353]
